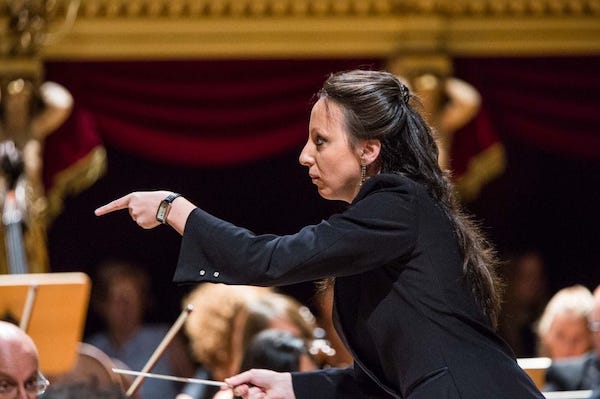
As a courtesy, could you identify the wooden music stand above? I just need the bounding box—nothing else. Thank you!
[517,357,552,390]
[0,272,91,375]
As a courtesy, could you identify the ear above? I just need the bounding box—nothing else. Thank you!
[359,139,381,166]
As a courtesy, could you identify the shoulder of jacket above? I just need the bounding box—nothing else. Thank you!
[354,173,424,203]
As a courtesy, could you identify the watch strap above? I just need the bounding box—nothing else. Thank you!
[164,192,181,204]
[156,192,181,224]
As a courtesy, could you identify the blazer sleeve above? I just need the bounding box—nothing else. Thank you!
[292,367,361,399]
[292,365,395,399]
[173,182,417,287]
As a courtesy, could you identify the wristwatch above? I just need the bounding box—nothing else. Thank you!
[156,192,181,224]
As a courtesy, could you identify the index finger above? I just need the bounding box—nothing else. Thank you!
[94,194,133,216]
[224,370,254,387]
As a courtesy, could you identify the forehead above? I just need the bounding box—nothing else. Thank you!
[310,98,346,131]
[0,339,38,378]
[107,275,142,295]
[550,312,588,329]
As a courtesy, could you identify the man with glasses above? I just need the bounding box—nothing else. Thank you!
[544,285,600,393]
[0,320,49,399]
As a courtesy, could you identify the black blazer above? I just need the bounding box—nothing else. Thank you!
[174,174,543,399]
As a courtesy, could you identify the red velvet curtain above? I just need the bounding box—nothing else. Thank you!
[42,59,382,189]
[454,56,600,160]
[43,56,599,193]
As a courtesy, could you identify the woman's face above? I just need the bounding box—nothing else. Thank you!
[299,98,363,203]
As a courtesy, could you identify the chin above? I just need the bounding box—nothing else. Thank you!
[318,190,345,202]
[317,189,333,200]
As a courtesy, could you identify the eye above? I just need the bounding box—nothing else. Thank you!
[315,135,326,147]
[24,378,37,390]
[25,373,49,394]
[0,380,13,393]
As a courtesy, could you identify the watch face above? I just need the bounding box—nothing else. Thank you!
[156,202,168,221]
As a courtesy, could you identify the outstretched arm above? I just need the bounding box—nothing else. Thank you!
[94,191,196,235]
[31,81,74,139]
[440,77,481,135]
[436,77,481,171]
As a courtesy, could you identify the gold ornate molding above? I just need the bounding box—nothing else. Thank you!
[1,0,599,59]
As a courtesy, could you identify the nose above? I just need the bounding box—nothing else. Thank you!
[299,141,313,167]
[16,386,29,399]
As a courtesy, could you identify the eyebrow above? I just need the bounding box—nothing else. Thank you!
[0,372,15,382]
[309,128,323,137]
[0,370,37,382]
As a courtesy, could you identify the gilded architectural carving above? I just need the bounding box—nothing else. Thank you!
[1,0,598,58]
[35,0,599,18]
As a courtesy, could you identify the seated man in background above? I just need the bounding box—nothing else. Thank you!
[0,320,49,398]
[536,285,594,359]
[544,284,600,391]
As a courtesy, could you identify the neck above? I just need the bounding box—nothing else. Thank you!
[110,326,139,349]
